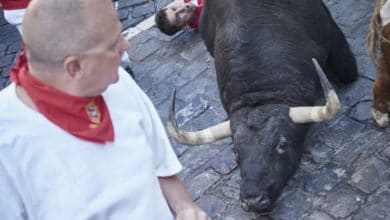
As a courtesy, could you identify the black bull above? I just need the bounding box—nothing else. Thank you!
[168,0,357,213]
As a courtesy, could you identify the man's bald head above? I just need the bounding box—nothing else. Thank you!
[23,0,118,67]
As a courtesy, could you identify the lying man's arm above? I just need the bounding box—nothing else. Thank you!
[159,175,211,220]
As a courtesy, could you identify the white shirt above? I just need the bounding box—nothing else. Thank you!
[381,0,390,26]
[189,0,199,6]
[0,68,182,220]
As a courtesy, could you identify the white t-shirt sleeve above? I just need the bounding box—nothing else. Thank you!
[120,69,183,177]
[0,161,26,220]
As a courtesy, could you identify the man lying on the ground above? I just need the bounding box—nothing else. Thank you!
[155,0,203,35]
[0,0,210,219]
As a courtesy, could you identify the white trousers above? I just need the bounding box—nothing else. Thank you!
[3,8,26,34]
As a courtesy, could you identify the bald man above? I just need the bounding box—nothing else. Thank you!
[0,0,209,219]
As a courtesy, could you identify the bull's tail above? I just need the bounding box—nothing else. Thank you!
[367,0,389,65]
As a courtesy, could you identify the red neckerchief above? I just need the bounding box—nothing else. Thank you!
[183,0,203,29]
[0,0,30,10]
[10,51,114,144]
[189,0,203,29]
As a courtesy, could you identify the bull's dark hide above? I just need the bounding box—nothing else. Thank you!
[170,0,357,212]
[198,0,358,213]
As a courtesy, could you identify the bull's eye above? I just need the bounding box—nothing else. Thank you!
[233,148,239,163]
[276,139,288,154]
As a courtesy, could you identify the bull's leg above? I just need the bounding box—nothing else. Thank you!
[372,24,390,127]
[327,25,358,84]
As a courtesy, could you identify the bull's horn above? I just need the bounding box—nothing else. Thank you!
[167,90,231,145]
[289,58,341,123]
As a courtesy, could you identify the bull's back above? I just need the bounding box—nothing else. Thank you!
[201,0,339,114]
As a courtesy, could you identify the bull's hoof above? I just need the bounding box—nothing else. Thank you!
[372,108,389,127]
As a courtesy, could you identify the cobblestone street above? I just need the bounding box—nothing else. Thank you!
[1,0,389,219]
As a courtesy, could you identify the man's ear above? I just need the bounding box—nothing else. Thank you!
[63,55,83,79]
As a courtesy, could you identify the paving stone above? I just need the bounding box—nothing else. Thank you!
[118,0,148,9]
[128,38,162,63]
[156,0,172,10]
[174,58,208,87]
[149,58,184,84]
[306,116,365,150]
[1,65,12,78]
[270,190,313,220]
[176,75,210,102]
[180,40,208,61]
[348,157,390,194]
[196,195,228,219]
[0,30,22,45]
[131,1,155,18]
[304,162,348,195]
[302,211,334,220]
[224,169,241,189]
[148,27,182,42]
[220,185,240,201]
[0,54,14,68]
[117,8,130,21]
[349,101,373,122]
[179,145,222,180]
[0,44,6,56]
[338,78,373,107]
[135,74,153,92]
[121,17,144,30]
[184,169,220,199]
[307,143,334,164]
[0,11,7,26]
[353,186,390,220]
[146,81,173,106]
[129,29,154,45]
[334,130,388,168]
[209,148,237,175]
[131,54,161,79]
[6,41,22,54]
[322,186,362,218]
[0,24,18,37]
[300,154,318,172]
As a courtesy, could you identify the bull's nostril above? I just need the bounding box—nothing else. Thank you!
[258,196,270,209]
[240,200,250,212]
[240,195,271,212]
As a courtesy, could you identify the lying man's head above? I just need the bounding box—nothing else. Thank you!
[23,0,130,97]
[155,3,197,35]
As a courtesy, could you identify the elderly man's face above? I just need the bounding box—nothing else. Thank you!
[78,2,130,97]
[165,3,196,28]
